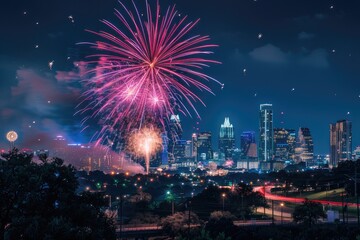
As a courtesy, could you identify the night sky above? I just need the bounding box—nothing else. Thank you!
[1,0,359,154]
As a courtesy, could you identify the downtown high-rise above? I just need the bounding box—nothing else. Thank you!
[259,104,274,161]
[196,132,213,161]
[330,120,352,167]
[218,117,235,159]
[295,127,314,165]
[240,131,256,158]
[167,114,182,163]
[273,128,296,161]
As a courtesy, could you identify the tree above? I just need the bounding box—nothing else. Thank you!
[293,199,326,226]
[205,211,235,239]
[160,211,200,238]
[0,149,116,239]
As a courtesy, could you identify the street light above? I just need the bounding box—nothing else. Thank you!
[167,191,174,214]
[222,193,226,211]
[345,167,360,226]
[280,202,284,224]
[104,195,112,208]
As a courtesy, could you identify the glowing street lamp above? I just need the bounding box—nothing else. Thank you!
[166,191,175,214]
[280,202,284,224]
[222,193,226,211]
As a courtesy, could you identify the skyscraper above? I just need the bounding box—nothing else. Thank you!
[167,114,182,163]
[295,127,314,165]
[259,104,274,161]
[218,117,235,159]
[197,132,213,161]
[273,128,296,161]
[240,131,256,158]
[330,120,352,167]
[161,132,169,165]
[191,133,198,161]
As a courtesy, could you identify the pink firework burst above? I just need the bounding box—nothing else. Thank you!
[80,0,221,136]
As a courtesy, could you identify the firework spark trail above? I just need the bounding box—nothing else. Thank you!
[78,0,221,143]
[127,126,162,174]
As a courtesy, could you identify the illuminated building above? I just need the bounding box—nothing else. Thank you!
[240,131,256,158]
[185,140,192,158]
[218,117,235,159]
[330,120,352,167]
[259,104,273,161]
[273,128,296,161]
[173,140,186,161]
[172,140,193,164]
[191,133,198,161]
[52,135,67,157]
[295,127,314,165]
[167,114,182,163]
[161,132,169,165]
[196,132,213,161]
[353,146,360,160]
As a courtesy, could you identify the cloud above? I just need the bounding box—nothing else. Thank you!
[48,32,64,39]
[248,44,329,68]
[55,61,87,82]
[249,44,288,64]
[298,32,315,40]
[294,13,327,24]
[298,49,329,68]
[0,68,81,147]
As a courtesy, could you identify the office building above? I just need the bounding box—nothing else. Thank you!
[167,114,182,163]
[259,104,274,161]
[240,131,257,159]
[330,120,352,167]
[295,127,314,165]
[353,146,360,160]
[218,117,235,159]
[196,132,213,161]
[273,128,296,161]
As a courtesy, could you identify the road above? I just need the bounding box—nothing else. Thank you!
[254,186,360,208]
[118,219,287,233]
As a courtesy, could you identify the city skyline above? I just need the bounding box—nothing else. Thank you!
[1,0,360,154]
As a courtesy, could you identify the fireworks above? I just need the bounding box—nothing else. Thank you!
[79,0,221,136]
[127,126,162,174]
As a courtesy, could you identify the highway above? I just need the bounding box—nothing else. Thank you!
[118,219,282,233]
[254,185,360,208]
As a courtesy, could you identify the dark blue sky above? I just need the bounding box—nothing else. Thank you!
[0,0,359,153]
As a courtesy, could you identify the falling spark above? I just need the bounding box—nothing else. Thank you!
[48,60,54,70]
[127,126,162,174]
[68,15,75,23]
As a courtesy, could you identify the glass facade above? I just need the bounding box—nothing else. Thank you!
[273,128,296,161]
[218,117,235,159]
[330,120,352,167]
[295,127,314,165]
[240,131,256,158]
[259,104,273,161]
